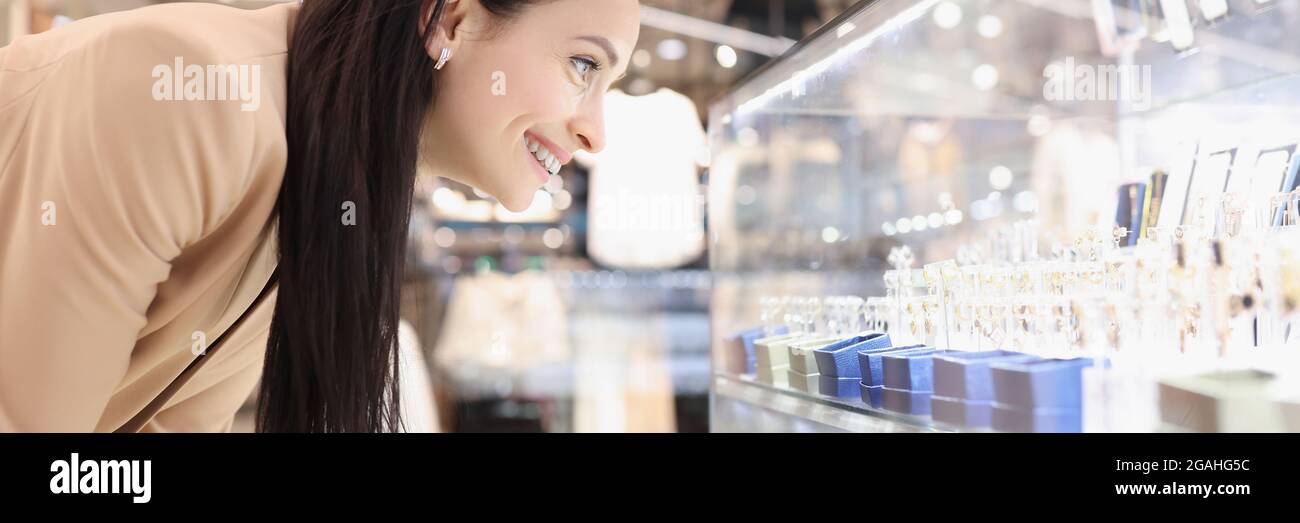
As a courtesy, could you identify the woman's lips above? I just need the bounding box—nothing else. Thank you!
[525,131,573,165]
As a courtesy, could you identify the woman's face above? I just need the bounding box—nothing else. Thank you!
[424,0,641,211]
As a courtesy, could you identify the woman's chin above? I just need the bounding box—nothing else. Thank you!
[497,190,536,213]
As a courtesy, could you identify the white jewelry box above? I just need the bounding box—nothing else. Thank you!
[786,368,821,394]
[753,333,804,386]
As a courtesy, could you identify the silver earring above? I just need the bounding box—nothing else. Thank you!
[434,48,452,70]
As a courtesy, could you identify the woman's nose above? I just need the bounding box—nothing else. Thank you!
[568,97,606,154]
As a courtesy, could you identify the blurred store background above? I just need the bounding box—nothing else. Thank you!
[2,0,860,432]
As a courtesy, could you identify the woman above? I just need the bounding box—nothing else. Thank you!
[0,0,640,432]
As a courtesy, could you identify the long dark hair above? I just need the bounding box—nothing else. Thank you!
[259,0,541,432]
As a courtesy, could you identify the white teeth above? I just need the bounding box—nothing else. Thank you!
[526,135,562,176]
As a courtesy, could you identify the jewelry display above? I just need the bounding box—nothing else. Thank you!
[706,0,1300,435]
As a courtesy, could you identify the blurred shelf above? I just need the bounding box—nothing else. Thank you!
[443,353,713,401]
[711,373,952,433]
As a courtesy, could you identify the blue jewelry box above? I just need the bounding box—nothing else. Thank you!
[857,345,930,388]
[855,344,928,408]
[990,357,1093,410]
[813,331,891,378]
[881,348,951,390]
[882,386,932,416]
[860,382,881,408]
[991,404,1082,433]
[878,349,959,416]
[933,351,1039,401]
[932,395,990,427]
[931,352,1046,429]
[818,375,862,398]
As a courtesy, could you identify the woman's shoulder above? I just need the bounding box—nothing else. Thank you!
[2,3,294,73]
[2,3,294,131]
[1,3,295,246]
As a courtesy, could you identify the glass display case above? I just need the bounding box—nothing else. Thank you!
[708,0,1300,432]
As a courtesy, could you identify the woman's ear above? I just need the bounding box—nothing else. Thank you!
[420,0,471,62]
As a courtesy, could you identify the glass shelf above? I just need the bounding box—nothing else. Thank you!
[710,373,957,433]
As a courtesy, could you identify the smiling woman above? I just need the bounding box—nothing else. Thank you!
[422,0,639,211]
[270,0,639,433]
[0,0,641,433]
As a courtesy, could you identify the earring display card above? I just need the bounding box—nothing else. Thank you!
[1115,182,1147,246]
[1253,147,1295,197]
[1250,145,1296,226]
[1157,142,1198,228]
[1226,151,1255,197]
[1197,0,1229,21]
[1285,150,1300,193]
[1093,0,1150,53]
[1141,169,1169,239]
[1159,0,1197,51]
[1185,148,1236,223]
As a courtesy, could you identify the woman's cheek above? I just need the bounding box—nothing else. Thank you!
[506,60,578,123]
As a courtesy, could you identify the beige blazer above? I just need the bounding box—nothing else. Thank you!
[0,2,298,431]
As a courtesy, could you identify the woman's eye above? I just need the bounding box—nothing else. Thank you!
[570,57,599,81]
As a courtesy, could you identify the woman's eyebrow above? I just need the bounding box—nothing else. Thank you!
[574,35,621,68]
